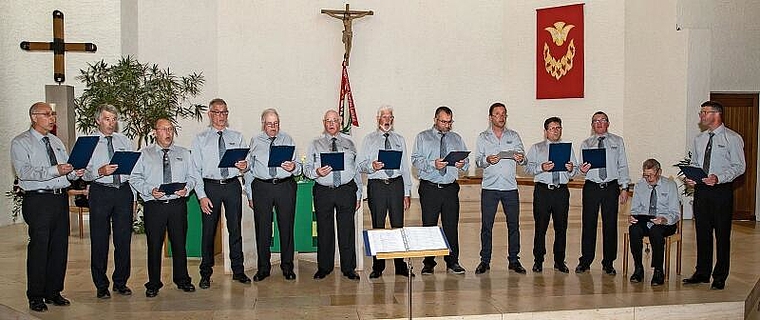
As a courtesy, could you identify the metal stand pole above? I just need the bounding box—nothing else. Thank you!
[407,258,413,319]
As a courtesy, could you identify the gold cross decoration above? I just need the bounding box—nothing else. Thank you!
[321,4,373,66]
[20,10,97,84]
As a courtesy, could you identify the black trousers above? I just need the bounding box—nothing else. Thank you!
[628,223,677,271]
[143,199,191,290]
[579,180,620,267]
[532,184,569,264]
[693,183,734,281]
[367,178,407,272]
[418,180,460,268]
[199,179,244,278]
[251,178,296,272]
[88,182,134,290]
[22,192,69,301]
[313,181,357,273]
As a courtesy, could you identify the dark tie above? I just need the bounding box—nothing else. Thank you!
[269,136,277,177]
[703,132,715,174]
[597,136,607,180]
[383,133,392,177]
[106,136,121,185]
[552,170,560,186]
[331,137,341,187]
[42,136,58,166]
[439,132,447,176]
[649,184,657,215]
[162,148,172,183]
[218,131,229,178]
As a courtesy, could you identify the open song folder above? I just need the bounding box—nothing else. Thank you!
[363,226,451,259]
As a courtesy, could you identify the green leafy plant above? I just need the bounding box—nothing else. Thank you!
[673,151,695,197]
[75,56,207,148]
[5,178,23,223]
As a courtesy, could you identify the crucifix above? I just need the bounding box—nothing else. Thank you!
[20,10,97,84]
[321,4,373,66]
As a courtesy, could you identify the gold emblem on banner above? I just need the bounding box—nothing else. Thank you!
[543,21,576,80]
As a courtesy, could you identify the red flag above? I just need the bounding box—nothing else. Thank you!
[338,61,359,133]
[536,4,584,99]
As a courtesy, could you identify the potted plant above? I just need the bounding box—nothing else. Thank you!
[674,152,695,220]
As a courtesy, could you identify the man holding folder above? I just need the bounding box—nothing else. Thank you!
[524,117,576,273]
[358,105,414,278]
[82,104,136,299]
[305,110,362,281]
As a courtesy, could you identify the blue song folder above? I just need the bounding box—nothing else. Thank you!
[68,136,99,169]
[268,145,295,167]
[548,143,572,172]
[158,182,186,194]
[678,165,708,183]
[109,151,141,175]
[218,148,249,168]
[442,151,470,166]
[320,152,345,171]
[582,148,607,169]
[378,150,402,170]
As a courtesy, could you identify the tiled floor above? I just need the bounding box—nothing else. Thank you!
[0,194,757,319]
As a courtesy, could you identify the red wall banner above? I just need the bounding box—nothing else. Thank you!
[536,3,584,99]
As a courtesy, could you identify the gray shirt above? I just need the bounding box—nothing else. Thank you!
[525,139,578,185]
[630,176,680,226]
[578,132,631,189]
[130,143,195,202]
[689,124,746,183]
[357,130,412,196]
[411,127,469,184]
[303,132,362,199]
[11,128,77,190]
[244,131,301,199]
[475,127,526,191]
[190,127,247,199]
[83,131,134,184]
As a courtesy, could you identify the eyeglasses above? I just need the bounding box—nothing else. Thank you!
[436,119,454,125]
[209,110,229,116]
[155,127,174,132]
[547,126,562,131]
[263,121,280,128]
[323,119,341,124]
[490,114,507,119]
[698,110,718,116]
[32,112,55,117]
[592,119,609,124]
[379,116,394,120]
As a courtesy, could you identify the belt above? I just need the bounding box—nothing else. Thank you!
[587,179,618,189]
[316,180,356,189]
[420,179,455,189]
[23,188,67,195]
[151,197,185,205]
[535,182,567,190]
[93,181,128,189]
[203,177,238,185]
[255,177,293,185]
[370,176,402,185]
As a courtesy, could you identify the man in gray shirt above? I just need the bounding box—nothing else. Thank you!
[245,108,301,282]
[305,110,362,281]
[474,103,527,274]
[358,105,413,278]
[411,106,469,275]
[11,102,84,312]
[628,159,680,286]
[82,104,136,299]
[190,98,250,289]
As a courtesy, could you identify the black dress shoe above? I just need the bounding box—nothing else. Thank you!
[283,270,296,280]
[508,262,527,274]
[342,271,360,280]
[447,263,466,275]
[475,262,490,274]
[145,288,159,298]
[711,280,726,290]
[233,273,252,284]
[199,277,211,289]
[44,294,71,306]
[96,288,111,299]
[682,274,710,284]
[113,285,132,296]
[369,270,383,279]
[421,265,435,275]
[29,299,47,312]
[177,283,196,292]
[314,269,331,279]
[532,262,543,273]
[554,263,570,273]
[253,271,270,282]
[602,265,617,275]
[630,268,644,283]
[575,264,590,273]
[651,269,665,286]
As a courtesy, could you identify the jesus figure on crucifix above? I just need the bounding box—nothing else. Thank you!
[321,4,373,64]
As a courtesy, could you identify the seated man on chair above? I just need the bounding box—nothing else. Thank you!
[628,158,680,286]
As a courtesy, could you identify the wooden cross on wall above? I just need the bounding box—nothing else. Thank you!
[20,10,97,84]
[321,4,373,66]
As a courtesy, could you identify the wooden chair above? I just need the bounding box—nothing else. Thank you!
[68,189,90,239]
[622,188,683,281]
